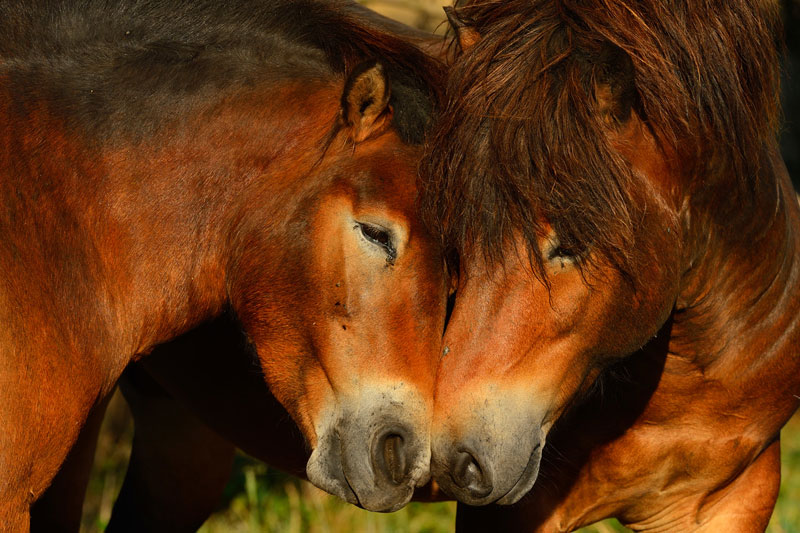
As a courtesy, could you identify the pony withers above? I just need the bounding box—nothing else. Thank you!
[422,1,799,531]
[0,0,448,527]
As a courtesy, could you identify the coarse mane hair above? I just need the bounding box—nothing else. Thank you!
[0,0,443,144]
[420,0,782,277]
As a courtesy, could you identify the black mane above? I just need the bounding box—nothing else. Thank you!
[0,0,442,143]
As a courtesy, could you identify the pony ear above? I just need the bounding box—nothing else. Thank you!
[444,6,481,52]
[341,60,392,143]
[594,45,637,127]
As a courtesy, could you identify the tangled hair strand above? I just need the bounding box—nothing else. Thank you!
[421,0,782,278]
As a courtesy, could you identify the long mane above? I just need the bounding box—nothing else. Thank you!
[421,0,782,276]
[0,0,443,144]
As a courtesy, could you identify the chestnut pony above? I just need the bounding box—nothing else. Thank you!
[422,1,799,531]
[0,0,449,529]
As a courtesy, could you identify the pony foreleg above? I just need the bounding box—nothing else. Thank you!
[1,360,111,533]
[691,438,781,533]
[29,394,111,533]
[620,439,782,533]
[453,439,782,533]
[105,366,235,533]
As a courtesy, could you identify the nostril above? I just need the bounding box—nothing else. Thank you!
[452,450,492,498]
[372,431,410,486]
[453,451,479,488]
[383,434,407,484]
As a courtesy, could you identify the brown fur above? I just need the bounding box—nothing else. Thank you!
[0,1,448,528]
[424,1,800,531]
[422,0,782,279]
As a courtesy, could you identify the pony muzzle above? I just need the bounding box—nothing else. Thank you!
[306,396,431,512]
[431,408,544,506]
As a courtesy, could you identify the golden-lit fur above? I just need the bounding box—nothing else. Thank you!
[424,1,799,531]
[1,1,448,528]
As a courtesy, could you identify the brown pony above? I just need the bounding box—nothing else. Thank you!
[422,0,800,531]
[30,8,451,530]
[0,0,449,529]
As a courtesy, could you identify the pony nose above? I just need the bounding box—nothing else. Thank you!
[451,449,493,499]
[372,429,411,486]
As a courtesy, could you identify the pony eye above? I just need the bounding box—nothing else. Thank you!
[357,222,396,259]
[547,246,576,261]
[544,235,580,267]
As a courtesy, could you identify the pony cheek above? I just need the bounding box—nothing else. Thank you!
[603,272,678,356]
[293,363,336,449]
[236,317,325,445]
[548,286,590,334]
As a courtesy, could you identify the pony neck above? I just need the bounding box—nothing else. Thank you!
[83,138,232,366]
[669,147,800,419]
[18,80,332,382]
[104,82,335,362]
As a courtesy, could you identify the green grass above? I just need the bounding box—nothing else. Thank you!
[79,394,800,533]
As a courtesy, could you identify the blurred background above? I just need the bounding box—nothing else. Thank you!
[79,0,800,531]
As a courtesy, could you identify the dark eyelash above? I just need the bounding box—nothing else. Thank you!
[547,246,575,261]
[357,222,396,259]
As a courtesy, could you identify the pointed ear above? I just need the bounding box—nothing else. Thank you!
[444,6,481,52]
[341,60,392,143]
[594,45,637,127]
